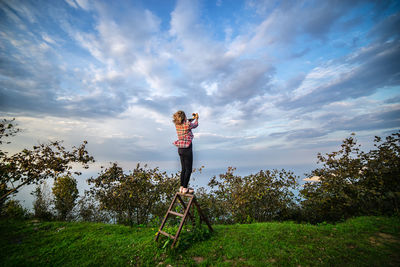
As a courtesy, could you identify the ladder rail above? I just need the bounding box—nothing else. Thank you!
[155,193,178,241]
[192,197,213,232]
[171,195,194,248]
[176,194,195,224]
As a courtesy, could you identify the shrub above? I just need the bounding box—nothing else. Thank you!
[32,182,54,221]
[52,175,79,220]
[1,199,30,219]
[300,132,400,223]
[208,167,300,224]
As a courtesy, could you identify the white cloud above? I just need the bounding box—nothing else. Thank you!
[1,0,399,186]
[65,0,78,9]
[201,81,218,96]
[292,63,355,99]
[75,0,91,11]
[41,33,56,44]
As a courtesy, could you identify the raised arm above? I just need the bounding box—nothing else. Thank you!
[190,113,199,129]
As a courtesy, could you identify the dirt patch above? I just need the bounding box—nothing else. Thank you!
[370,232,400,246]
[377,233,400,243]
[347,244,357,249]
[223,256,233,263]
[369,237,383,246]
[193,257,204,263]
[222,256,247,264]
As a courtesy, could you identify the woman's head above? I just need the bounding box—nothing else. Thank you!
[173,110,186,125]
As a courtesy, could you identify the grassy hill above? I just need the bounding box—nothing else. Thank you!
[1,216,399,266]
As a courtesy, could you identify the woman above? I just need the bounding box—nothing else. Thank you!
[172,110,199,194]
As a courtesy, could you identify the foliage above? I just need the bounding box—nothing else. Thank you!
[191,186,227,225]
[2,117,399,226]
[1,199,30,219]
[76,192,111,223]
[32,182,54,221]
[0,119,95,206]
[0,119,20,211]
[0,118,20,145]
[208,167,300,223]
[301,132,400,223]
[87,163,179,226]
[361,133,400,214]
[52,175,79,220]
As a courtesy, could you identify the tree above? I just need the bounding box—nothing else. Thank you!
[0,119,94,205]
[32,181,54,220]
[208,167,300,224]
[1,199,29,219]
[76,192,111,223]
[359,132,400,214]
[300,134,364,222]
[0,118,20,210]
[52,175,79,220]
[87,163,179,226]
[300,132,400,223]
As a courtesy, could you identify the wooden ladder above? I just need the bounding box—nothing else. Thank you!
[155,192,213,248]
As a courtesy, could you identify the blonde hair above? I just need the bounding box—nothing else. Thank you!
[173,110,186,125]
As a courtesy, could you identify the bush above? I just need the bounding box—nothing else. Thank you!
[300,132,400,223]
[208,167,300,224]
[1,199,30,219]
[87,163,179,226]
[76,193,111,223]
[32,182,54,221]
[52,175,79,221]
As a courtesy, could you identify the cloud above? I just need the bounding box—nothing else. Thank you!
[1,0,176,118]
[169,0,234,79]
[0,0,38,24]
[65,0,91,11]
[270,128,329,141]
[280,40,400,111]
[322,107,400,132]
[65,0,79,9]
[241,0,365,49]
[1,0,399,176]
[214,60,274,102]
[385,95,400,104]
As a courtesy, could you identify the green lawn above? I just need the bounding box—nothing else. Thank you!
[1,216,399,266]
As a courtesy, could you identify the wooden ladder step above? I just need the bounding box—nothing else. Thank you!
[177,192,194,197]
[168,210,184,217]
[158,230,175,239]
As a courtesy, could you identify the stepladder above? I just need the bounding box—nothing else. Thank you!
[155,192,213,248]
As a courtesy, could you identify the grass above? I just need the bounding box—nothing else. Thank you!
[1,216,399,266]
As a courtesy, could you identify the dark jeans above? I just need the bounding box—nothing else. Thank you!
[178,144,193,188]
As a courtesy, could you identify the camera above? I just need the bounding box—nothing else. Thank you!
[188,113,198,122]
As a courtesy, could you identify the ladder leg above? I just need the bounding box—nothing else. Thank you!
[155,193,178,241]
[171,196,194,248]
[193,197,213,232]
[177,195,195,225]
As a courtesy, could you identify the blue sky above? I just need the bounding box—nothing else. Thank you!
[1,0,399,205]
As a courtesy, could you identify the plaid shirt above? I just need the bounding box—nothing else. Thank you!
[173,120,198,148]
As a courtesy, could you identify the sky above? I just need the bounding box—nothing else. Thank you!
[1,0,399,207]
